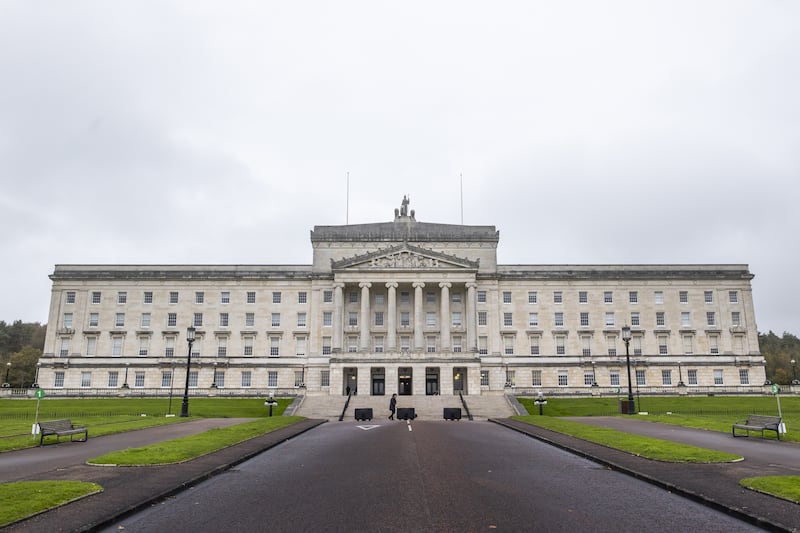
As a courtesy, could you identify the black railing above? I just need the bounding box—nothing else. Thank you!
[338,391,352,421]
[458,392,473,421]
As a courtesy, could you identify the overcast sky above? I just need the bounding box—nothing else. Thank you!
[1,1,798,335]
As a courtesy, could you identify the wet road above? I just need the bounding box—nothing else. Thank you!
[102,420,762,533]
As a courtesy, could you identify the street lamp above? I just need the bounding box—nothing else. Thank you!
[621,325,635,414]
[4,362,11,385]
[591,361,598,387]
[792,359,799,385]
[677,361,685,387]
[122,362,130,388]
[33,362,41,388]
[211,362,218,388]
[180,326,196,417]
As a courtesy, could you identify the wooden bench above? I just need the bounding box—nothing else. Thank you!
[732,415,782,440]
[38,419,88,446]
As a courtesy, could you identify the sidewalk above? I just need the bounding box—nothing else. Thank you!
[492,417,800,532]
[1,418,325,532]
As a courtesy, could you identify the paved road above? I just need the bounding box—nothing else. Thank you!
[99,420,761,533]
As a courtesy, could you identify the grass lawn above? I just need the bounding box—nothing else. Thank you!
[739,476,800,504]
[0,481,102,527]
[88,416,305,465]
[512,415,742,463]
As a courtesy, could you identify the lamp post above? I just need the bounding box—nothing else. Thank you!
[180,326,196,417]
[621,325,635,414]
[211,362,218,388]
[4,362,11,385]
[33,362,41,388]
[792,359,799,385]
[677,360,685,387]
[122,362,130,388]
[591,361,598,387]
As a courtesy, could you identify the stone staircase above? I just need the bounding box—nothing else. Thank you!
[294,393,521,421]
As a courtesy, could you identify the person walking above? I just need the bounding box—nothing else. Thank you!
[388,393,397,420]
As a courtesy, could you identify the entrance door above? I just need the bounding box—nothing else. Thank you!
[371,367,385,396]
[344,368,358,396]
[453,367,467,394]
[398,367,413,395]
[425,367,440,395]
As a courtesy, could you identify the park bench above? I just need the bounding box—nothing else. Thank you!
[37,419,88,446]
[731,415,782,440]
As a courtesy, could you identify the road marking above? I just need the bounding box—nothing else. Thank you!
[407,420,412,432]
[356,425,380,430]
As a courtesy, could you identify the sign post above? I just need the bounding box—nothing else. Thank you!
[772,384,787,434]
[32,389,45,437]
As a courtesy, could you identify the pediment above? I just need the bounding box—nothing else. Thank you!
[331,244,479,271]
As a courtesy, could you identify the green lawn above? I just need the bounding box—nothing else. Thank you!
[739,476,800,504]
[0,481,102,527]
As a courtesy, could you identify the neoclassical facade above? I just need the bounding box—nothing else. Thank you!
[38,199,765,397]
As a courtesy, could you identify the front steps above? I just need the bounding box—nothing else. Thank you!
[294,393,520,421]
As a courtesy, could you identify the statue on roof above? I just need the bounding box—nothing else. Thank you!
[400,195,410,216]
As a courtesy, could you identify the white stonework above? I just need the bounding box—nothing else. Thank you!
[37,200,765,398]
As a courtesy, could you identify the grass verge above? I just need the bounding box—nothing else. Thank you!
[739,476,800,503]
[88,416,304,465]
[0,481,102,527]
[512,415,742,463]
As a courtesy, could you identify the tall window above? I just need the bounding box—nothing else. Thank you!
[108,371,119,388]
[246,312,255,327]
[273,292,282,304]
[193,313,203,327]
[658,335,668,355]
[629,291,638,304]
[400,312,410,327]
[706,312,716,327]
[531,370,542,387]
[298,291,307,304]
[580,312,589,327]
[452,335,462,353]
[553,291,562,304]
[168,313,177,328]
[348,291,358,304]
[323,290,333,303]
[243,336,254,356]
[731,311,741,326]
[452,312,462,327]
[112,336,123,356]
[709,335,719,355]
[320,370,330,387]
[604,312,614,327]
[479,336,488,355]
[118,291,127,304]
[739,369,750,385]
[555,335,565,355]
[729,291,739,304]
[322,337,331,355]
[630,312,640,327]
[169,291,179,304]
[81,372,92,388]
[426,336,437,353]
[578,291,587,304]
[297,312,307,327]
[92,291,102,304]
[89,313,99,327]
[115,313,125,328]
[270,337,280,357]
[66,291,76,304]
[54,371,65,388]
[247,291,256,304]
[267,371,278,388]
[59,338,70,357]
[221,291,230,304]
[704,290,713,304]
[86,336,97,356]
[683,335,694,355]
[140,313,151,328]
[478,311,488,326]
[558,371,568,386]
[581,335,591,356]
[426,292,436,304]
[295,336,306,356]
[217,337,228,357]
[374,336,384,353]
[503,291,512,304]
[138,337,149,356]
[195,291,204,304]
[504,336,514,355]
[426,312,437,327]
[656,312,665,327]
[661,370,672,386]
[681,312,691,327]
[134,371,145,388]
[554,312,564,327]
[219,312,229,327]
[527,291,537,304]
[241,371,252,388]
[272,313,281,327]
[63,313,73,328]
[528,312,538,327]
[635,369,646,386]
[607,335,617,356]
[503,312,513,327]
[348,312,358,327]
[609,370,620,387]
[347,336,358,353]
[161,371,173,388]
[604,291,613,304]
[679,291,688,304]
[713,369,724,385]
[688,369,698,385]
[165,336,175,357]
[654,291,664,305]
[323,311,333,327]
[481,370,490,386]
[374,311,384,327]
[478,291,487,303]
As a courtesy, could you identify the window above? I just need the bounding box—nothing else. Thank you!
[108,371,119,388]
[267,371,278,388]
[604,291,613,304]
[374,311,384,327]
[527,291,537,304]
[245,312,255,328]
[607,335,617,356]
[478,336,488,355]
[679,291,688,304]
[478,311,488,326]
[505,370,516,387]
[400,291,410,304]
[118,291,127,304]
[188,371,198,387]
[632,336,642,356]
[504,336,514,355]
[191,338,200,357]
[348,312,358,327]
[243,336,254,356]
[662,370,672,386]
[89,313,99,327]
[272,313,281,327]
[193,313,203,327]
[452,335,462,353]
[578,291,587,304]
[629,291,638,304]
[323,311,333,327]
[704,290,713,304]
[348,291,358,304]
[221,292,230,304]
[320,370,330,387]
[322,337,331,355]
[241,291,253,304]
[219,313,229,327]
[426,292,436,304]
[217,337,227,357]
[584,371,595,386]
[558,371,568,386]
[683,335,694,355]
[134,371,145,388]
[139,336,149,356]
[581,335,591,356]
[630,312,640,327]
[481,370,490,386]
[731,312,741,326]
[609,370,620,387]
[635,369,646,386]
[713,369,724,385]
[528,312,539,327]
[195,291,204,304]
[141,313,151,328]
[66,291,76,304]
[531,370,542,387]
[658,335,668,355]
[115,313,125,328]
[59,338,69,357]
[554,312,564,327]
[451,292,461,303]
[681,312,691,327]
[452,312,462,327]
[709,335,719,355]
[739,369,750,385]
[687,369,698,385]
[241,371,252,388]
[706,312,716,327]
[86,336,97,356]
[161,371,173,388]
[654,291,664,305]
[63,313,73,328]
[553,291,562,304]
[400,312,410,327]
[604,312,614,327]
[295,336,306,356]
[169,291,179,304]
[374,336,384,353]
[165,336,175,357]
[347,336,358,353]
[656,312,665,327]
[729,291,739,304]
[426,312,437,327]
[400,336,410,351]
[298,291,307,304]
[426,336,437,353]
[273,292,282,304]
[478,291,487,303]
[504,312,513,327]
[92,291,102,304]
[503,291,512,304]
[579,312,589,327]
[555,335,565,355]
[270,337,280,357]
[167,313,177,328]
[54,371,65,388]
[81,371,91,388]
[375,293,385,305]
[297,312,307,327]
[323,290,333,303]
[530,335,541,355]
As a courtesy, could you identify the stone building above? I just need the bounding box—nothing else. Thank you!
[38,198,765,398]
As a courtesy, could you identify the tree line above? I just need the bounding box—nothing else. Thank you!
[1,321,799,387]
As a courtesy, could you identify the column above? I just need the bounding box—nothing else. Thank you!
[413,282,425,351]
[359,282,371,351]
[386,282,398,351]
[333,283,344,353]
[439,282,451,351]
[466,282,477,353]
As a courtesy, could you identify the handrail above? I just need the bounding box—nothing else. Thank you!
[459,392,474,421]
[338,392,352,421]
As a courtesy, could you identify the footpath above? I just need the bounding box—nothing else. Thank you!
[1,416,798,532]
